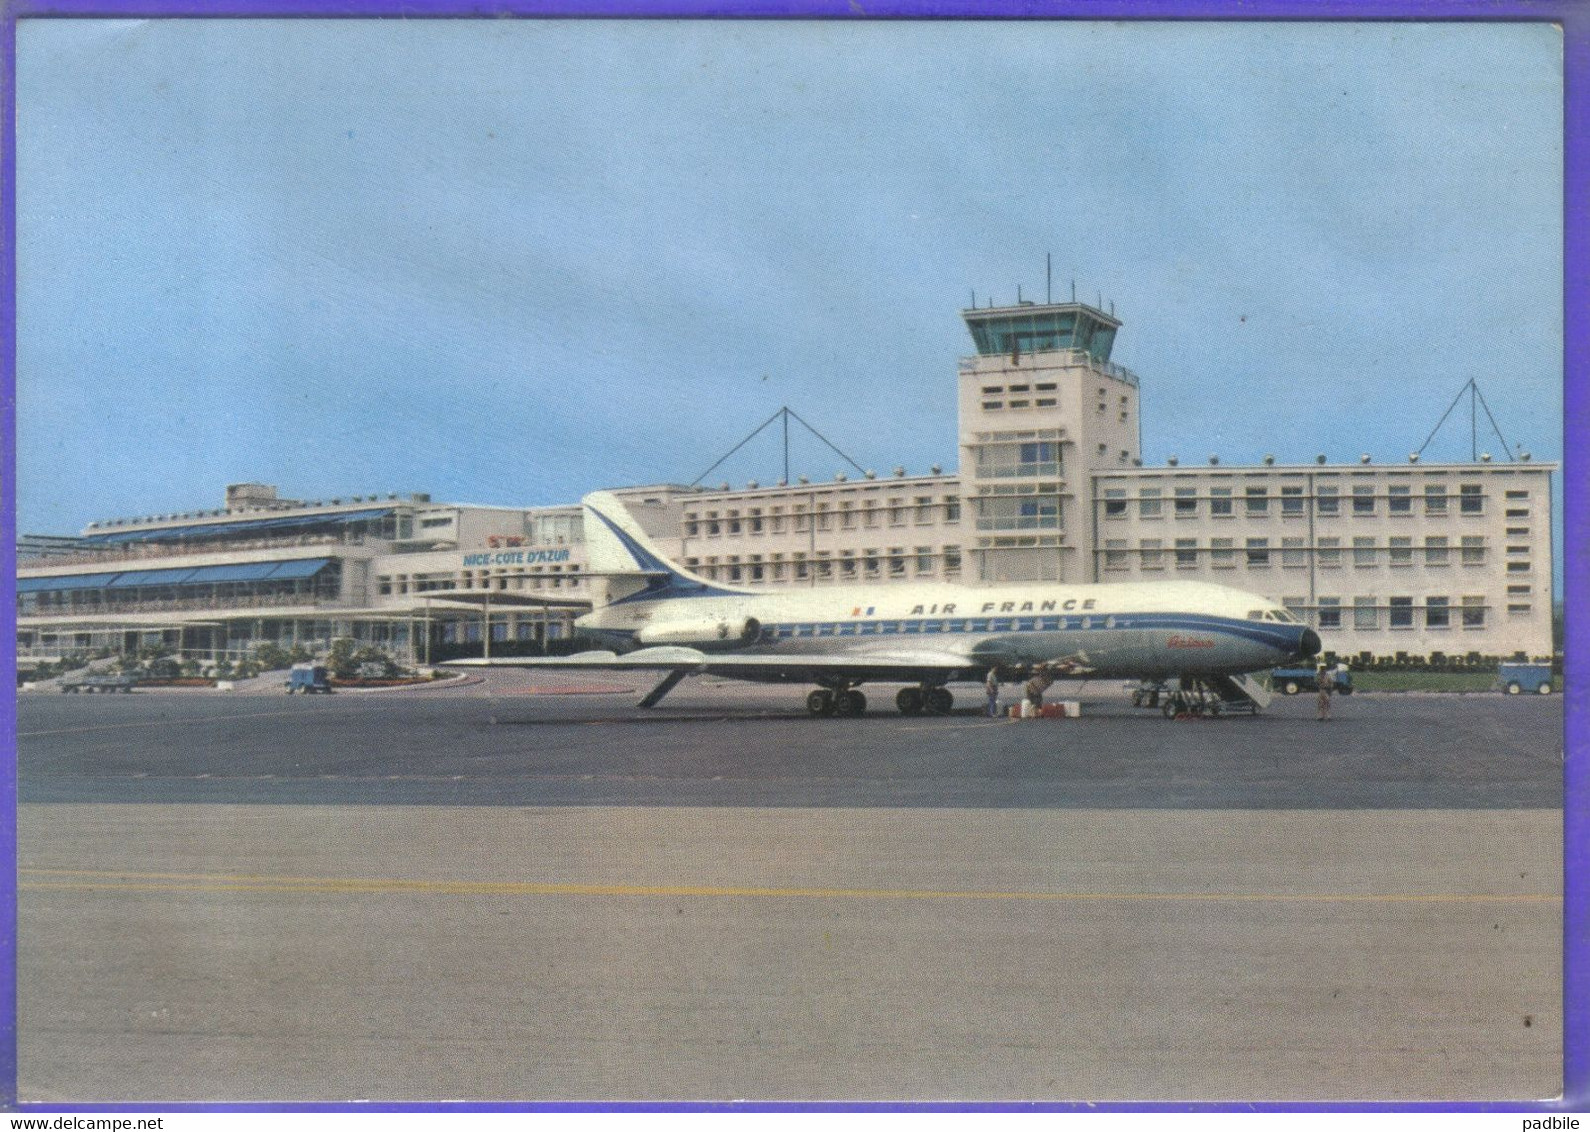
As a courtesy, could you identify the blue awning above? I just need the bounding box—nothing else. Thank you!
[19,557,337,594]
[80,508,393,545]
[17,572,123,593]
[107,568,200,588]
[185,562,279,583]
[264,558,333,580]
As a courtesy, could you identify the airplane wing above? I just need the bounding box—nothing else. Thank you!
[447,645,985,683]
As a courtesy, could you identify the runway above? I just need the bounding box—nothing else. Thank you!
[15,677,1563,1102]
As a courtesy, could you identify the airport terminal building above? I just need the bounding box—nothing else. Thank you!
[16,299,1556,668]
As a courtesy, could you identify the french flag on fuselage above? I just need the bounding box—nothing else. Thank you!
[851,606,875,617]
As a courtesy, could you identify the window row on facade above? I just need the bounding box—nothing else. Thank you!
[1096,535,1531,571]
[1100,483,1532,519]
[684,546,964,584]
[377,565,583,596]
[1278,595,1523,630]
[683,496,961,537]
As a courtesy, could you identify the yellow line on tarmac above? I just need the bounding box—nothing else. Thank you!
[18,868,1559,905]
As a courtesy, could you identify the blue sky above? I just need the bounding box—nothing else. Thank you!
[16,20,1563,558]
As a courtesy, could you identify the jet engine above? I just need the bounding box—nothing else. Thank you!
[634,617,761,650]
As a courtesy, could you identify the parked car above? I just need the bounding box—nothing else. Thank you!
[285,663,335,694]
[1270,666,1353,696]
[1496,662,1554,695]
[60,673,137,694]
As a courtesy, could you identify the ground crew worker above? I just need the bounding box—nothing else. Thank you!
[1316,662,1332,721]
[1025,664,1053,717]
[985,668,1001,717]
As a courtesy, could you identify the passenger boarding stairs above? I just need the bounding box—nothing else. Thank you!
[1207,671,1273,713]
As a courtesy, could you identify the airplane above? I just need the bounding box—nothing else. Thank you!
[447,490,1324,717]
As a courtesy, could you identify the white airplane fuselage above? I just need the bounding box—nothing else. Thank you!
[578,578,1318,681]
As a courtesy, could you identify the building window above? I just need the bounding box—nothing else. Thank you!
[1174,487,1198,517]
[1245,538,1270,567]
[1281,486,1304,515]
[1140,488,1162,518]
[1104,489,1127,518]
[1353,536,1376,566]
[1459,484,1484,514]
[1425,536,1449,566]
[1104,539,1129,570]
[1211,538,1235,567]
[888,549,905,578]
[943,546,962,576]
[1210,487,1233,517]
[1316,486,1339,516]
[1461,536,1485,565]
[863,551,880,579]
[915,497,935,525]
[1245,487,1268,515]
[944,496,961,522]
[1317,598,1341,630]
[1282,537,1306,567]
[915,547,934,574]
[816,506,832,532]
[1389,536,1413,566]
[1175,539,1198,568]
[1462,596,1485,628]
[1506,561,1532,573]
[1425,596,1450,629]
[1018,442,1059,474]
[1389,596,1414,628]
[1317,537,1341,567]
[888,500,904,526]
[1354,596,1378,630]
[1352,485,1375,515]
[1019,498,1059,529]
[1424,484,1448,515]
[1388,485,1411,514]
[1141,539,1164,570]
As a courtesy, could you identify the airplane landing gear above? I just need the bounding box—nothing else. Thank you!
[896,685,952,716]
[1161,680,1222,719]
[809,685,867,717]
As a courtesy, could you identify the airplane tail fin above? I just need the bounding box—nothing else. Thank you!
[582,491,746,604]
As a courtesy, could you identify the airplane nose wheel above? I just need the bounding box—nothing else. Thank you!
[807,689,836,717]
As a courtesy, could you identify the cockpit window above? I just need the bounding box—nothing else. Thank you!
[1247,610,1265,621]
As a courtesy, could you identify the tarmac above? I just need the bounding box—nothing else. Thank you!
[15,672,1564,1103]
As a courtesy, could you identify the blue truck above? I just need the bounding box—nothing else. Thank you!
[1270,666,1353,696]
[285,663,335,694]
[1496,662,1554,695]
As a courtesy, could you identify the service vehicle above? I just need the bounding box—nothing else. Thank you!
[286,663,335,694]
[1270,666,1353,696]
[1496,662,1554,695]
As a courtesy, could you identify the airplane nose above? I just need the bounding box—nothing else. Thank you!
[1298,628,1322,658]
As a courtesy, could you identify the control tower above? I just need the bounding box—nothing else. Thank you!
[957,299,1141,582]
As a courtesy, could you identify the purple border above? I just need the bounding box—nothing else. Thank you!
[2,0,1581,1115]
